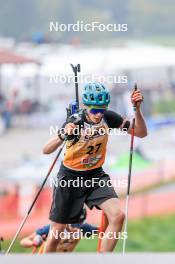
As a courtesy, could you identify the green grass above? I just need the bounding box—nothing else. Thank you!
[2,214,175,253]
[76,214,175,252]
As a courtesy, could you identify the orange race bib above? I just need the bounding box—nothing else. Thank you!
[63,119,109,171]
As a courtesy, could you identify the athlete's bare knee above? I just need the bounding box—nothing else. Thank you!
[108,210,125,226]
[48,223,66,241]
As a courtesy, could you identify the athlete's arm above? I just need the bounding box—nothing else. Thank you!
[43,136,63,154]
[127,89,147,138]
[43,123,77,154]
[103,110,130,131]
[104,90,147,138]
[20,233,35,248]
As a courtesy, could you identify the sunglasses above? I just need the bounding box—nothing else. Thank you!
[89,108,106,115]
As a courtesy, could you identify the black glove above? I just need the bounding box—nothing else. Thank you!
[58,113,83,141]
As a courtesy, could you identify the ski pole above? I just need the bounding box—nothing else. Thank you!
[31,246,37,254]
[122,83,137,254]
[5,140,66,254]
[6,64,81,254]
[97,211,105,252]
[70,64,81,112]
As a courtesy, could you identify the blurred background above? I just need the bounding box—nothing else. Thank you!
[0,0,175,253]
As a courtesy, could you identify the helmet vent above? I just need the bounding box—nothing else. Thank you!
[96,85,101,91]
[98,94,102,101]
[90,94,95,101]
[82,82,110,106]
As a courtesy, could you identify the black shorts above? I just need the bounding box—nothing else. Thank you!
[49,164,118,224]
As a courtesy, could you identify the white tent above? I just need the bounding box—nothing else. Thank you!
[3,43,175,76]
[40,44,175,75]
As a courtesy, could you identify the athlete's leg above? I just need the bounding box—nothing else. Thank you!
[98,198,125,252]
[44,221,66,252]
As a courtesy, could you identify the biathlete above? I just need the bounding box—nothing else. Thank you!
[20,209,98,252]
[43,82,147,252]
